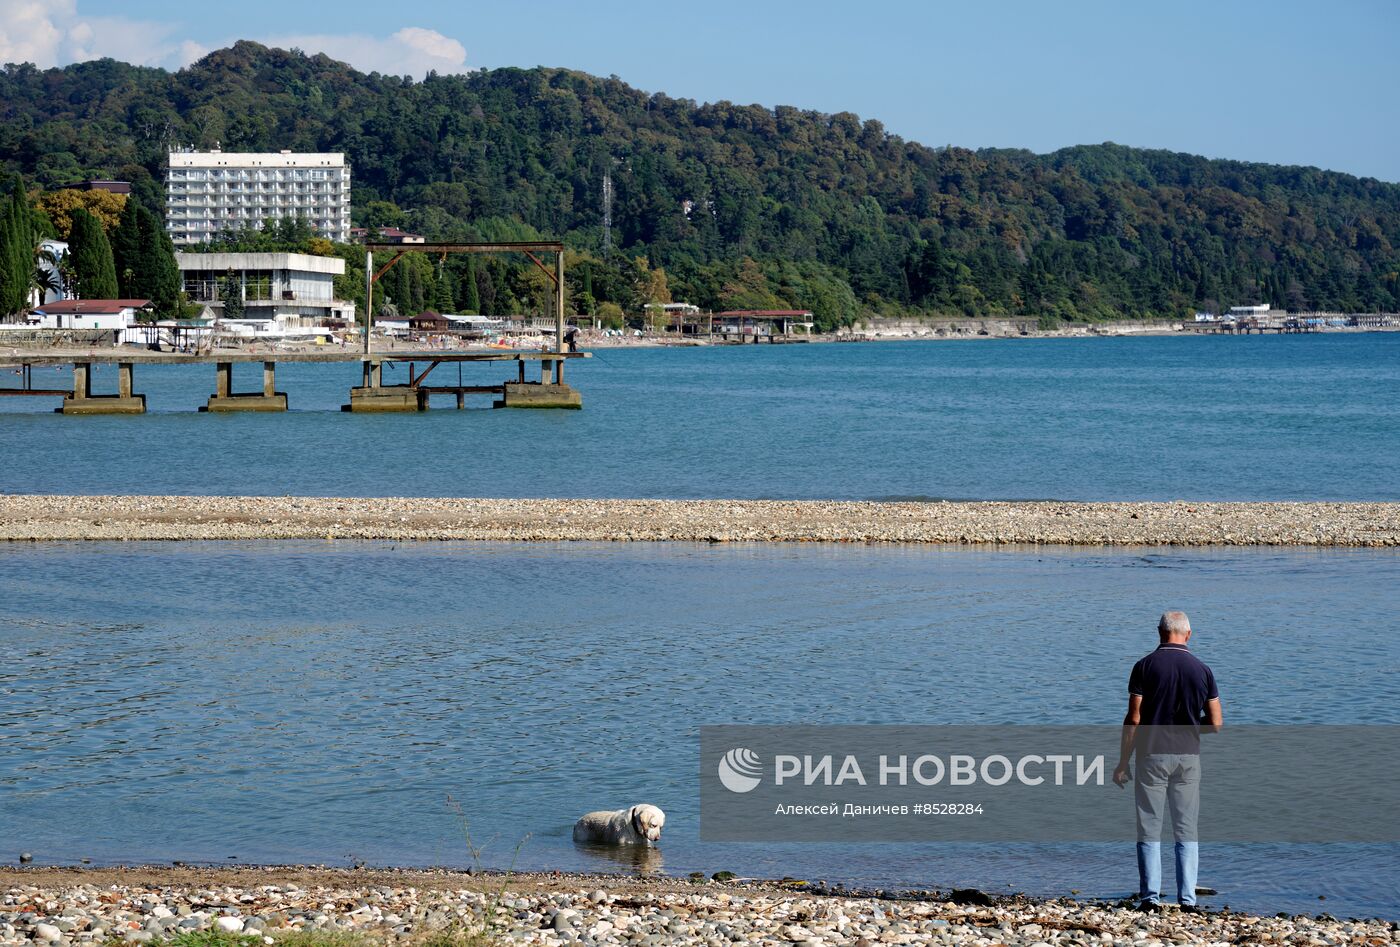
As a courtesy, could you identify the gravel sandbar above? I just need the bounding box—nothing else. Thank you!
[0,495,1397,546]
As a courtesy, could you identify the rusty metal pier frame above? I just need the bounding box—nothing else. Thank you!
[343,351,588,412]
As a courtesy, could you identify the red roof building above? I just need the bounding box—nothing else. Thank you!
[350,226,425,245]
[409,310,451,328]
[32,299,152,315]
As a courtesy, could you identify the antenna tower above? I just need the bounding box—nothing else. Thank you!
[602,171,613,256]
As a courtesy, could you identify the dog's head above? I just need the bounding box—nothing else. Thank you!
[629,804,665,843]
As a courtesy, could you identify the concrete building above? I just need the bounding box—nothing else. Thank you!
[175,252,355,326]
[165,150,351,245]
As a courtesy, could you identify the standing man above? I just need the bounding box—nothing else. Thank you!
[1113,610,1223,912]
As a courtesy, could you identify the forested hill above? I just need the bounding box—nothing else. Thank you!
[3,41,1399,327]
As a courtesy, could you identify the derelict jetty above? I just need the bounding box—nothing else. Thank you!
[0,241,588,414]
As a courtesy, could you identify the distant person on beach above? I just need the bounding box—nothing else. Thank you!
[1113,610,1223,912]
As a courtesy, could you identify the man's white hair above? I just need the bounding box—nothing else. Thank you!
[1158,610,1191,637]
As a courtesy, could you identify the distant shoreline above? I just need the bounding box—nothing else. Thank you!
[4,322,1398,364]
[1,495,1397,546]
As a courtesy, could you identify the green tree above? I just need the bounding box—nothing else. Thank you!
[132,203,182,317]
[111,198,143,296]
[596,300,624,330]
[406,261,424,313]
[0,177,37,313]
[433,265,454,312]
[219,275,245,318]
[462,256,480,313]
[68,208,119,300]
[719,257,786,310]
[7,45,1400,323]
[113,199,182,315]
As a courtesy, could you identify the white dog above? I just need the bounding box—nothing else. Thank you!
[572,804,666,845]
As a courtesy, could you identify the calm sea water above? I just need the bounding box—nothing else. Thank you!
[1,542,1397,917]
[3,333,1400,501]
[3,337,1397,915]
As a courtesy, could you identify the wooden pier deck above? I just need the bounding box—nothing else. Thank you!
[0,350,589,414]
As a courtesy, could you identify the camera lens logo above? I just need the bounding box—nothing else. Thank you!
[717,747,763,793]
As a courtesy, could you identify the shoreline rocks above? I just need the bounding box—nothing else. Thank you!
[0,867,1393,946]
[0,495,1397,547]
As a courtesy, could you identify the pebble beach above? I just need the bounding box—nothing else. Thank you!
[1,495,1398,546]
[1,868,1393,947]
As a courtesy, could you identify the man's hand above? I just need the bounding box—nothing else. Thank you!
[1117,694,1141,788]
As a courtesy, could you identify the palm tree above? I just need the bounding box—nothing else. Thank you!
[31,247,62,305]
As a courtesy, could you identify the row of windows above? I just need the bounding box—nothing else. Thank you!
[169,186,346,195]
[167,203,350,213]
[168,168,347,182]
[168,221,349,234]
[170,198,347,207]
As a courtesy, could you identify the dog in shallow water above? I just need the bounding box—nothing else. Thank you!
[572,804,666,845]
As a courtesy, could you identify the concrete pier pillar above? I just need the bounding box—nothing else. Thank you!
[203,360,287,412]
[344,359,412,411]
[496,381,582,409]
[540,360,551,383]
[343,384,423,412]
[60,361,145,414]
[518,360,526,383]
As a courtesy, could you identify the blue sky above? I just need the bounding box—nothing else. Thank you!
[4,0,1397,181]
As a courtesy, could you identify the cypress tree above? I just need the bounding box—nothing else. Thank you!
[407,262,424,313]
[111,197,142,297]
[0,177,35,314]
[433,266,454,312]
[388,261,408,311]
[421,268,438,311]
[109,199,179,314]
[144,207,182,317]
[463,256,480,313]
[68,208,119,300]
[475,265,496,316]
[0,194,18,314]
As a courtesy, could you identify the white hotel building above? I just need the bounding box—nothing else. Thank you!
[165,150,351,245]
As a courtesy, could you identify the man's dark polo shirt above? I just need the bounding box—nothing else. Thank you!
[1129,643,1218,755]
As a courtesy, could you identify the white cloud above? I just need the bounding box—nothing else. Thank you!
[0,0,198,69]
[0,0,73,66]
[0,0,467,78]
[259,27,468,78]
